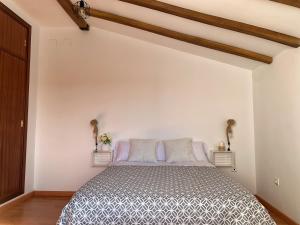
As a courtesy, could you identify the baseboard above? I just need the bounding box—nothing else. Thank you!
[255,195,299,225]
[0,191,34,213]
[34,191,75,197]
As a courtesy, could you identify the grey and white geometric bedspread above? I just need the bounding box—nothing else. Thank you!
[57,166,276,225]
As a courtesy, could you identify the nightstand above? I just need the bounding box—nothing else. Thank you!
[212,151,235,168]
[92,151,112,167]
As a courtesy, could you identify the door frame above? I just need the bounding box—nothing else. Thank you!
[0,2,31,198]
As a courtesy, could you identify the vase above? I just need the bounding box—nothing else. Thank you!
[101,144,110,151]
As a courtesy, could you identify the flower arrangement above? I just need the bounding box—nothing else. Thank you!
[99,133,112,146]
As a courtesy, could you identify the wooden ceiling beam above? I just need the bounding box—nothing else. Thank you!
[57,0,89,30]
[119,0,300,48]
[270,0,300,8]
[88,8,272,64]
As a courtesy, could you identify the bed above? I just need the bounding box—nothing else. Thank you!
[57,161,276,225]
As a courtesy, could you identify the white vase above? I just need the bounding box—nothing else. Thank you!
[101,144,110,151]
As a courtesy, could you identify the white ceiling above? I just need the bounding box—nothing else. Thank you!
[12,0,300,69]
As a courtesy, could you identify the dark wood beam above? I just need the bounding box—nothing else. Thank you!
[89,8,272,64]
[270,0,300,8]
[57,0,89,30]
[119,0,300,48]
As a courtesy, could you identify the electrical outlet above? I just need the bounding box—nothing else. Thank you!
[274,177,280,187]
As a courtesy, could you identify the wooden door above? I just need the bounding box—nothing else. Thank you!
[0,8,28,59]
[0,2,31,204]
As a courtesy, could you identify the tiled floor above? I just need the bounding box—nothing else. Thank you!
[0,197,287,225]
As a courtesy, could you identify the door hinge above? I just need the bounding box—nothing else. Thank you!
[24,40,27,47]
[21,120,24,128]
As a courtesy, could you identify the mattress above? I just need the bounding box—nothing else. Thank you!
[57,166,276,225]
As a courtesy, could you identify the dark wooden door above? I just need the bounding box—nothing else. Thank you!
[0,7,28,59]
[0,2,31,204]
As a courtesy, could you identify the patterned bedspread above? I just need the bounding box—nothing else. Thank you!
[57,166,276,225]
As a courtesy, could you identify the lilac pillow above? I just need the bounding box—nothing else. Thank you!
[192,141,209,161]
[114,141,130,161]
[114,141,166,162]
[156,142,166,161]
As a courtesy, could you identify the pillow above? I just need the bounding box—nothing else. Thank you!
[163,138,196,163]
[202,142,210,160]
[156,141,166,161]
[192,141,208,162]
[128,139,158,162]
[114,141,130,162]
[114,140,165,162]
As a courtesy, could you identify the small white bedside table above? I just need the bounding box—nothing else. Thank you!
[212,151,235,168]
[92,151,112,167]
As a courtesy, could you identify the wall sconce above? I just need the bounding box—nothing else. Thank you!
[226,119,236,151]
[90,119,99,152]
[73,0,90,19]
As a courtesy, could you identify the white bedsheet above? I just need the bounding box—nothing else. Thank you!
[111,160,214,167]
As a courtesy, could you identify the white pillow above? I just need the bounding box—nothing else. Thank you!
[163,138,196,163]
[128,139,158,162]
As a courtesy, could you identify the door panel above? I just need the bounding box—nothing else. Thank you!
[0,8,27,60]
[0,2,30,204]
[0,51,27,203]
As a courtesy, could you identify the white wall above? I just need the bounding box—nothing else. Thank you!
[0,0,40,194]
[35,27,256,192]
[253,48,300,223]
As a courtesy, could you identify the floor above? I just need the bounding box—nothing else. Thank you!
[270,212,290,225]
[0,197,287,225]
[0,197,70,225]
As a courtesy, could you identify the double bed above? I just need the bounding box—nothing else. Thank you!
[57,162,275,224]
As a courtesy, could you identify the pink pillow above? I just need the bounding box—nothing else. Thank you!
[114,141,166,162]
